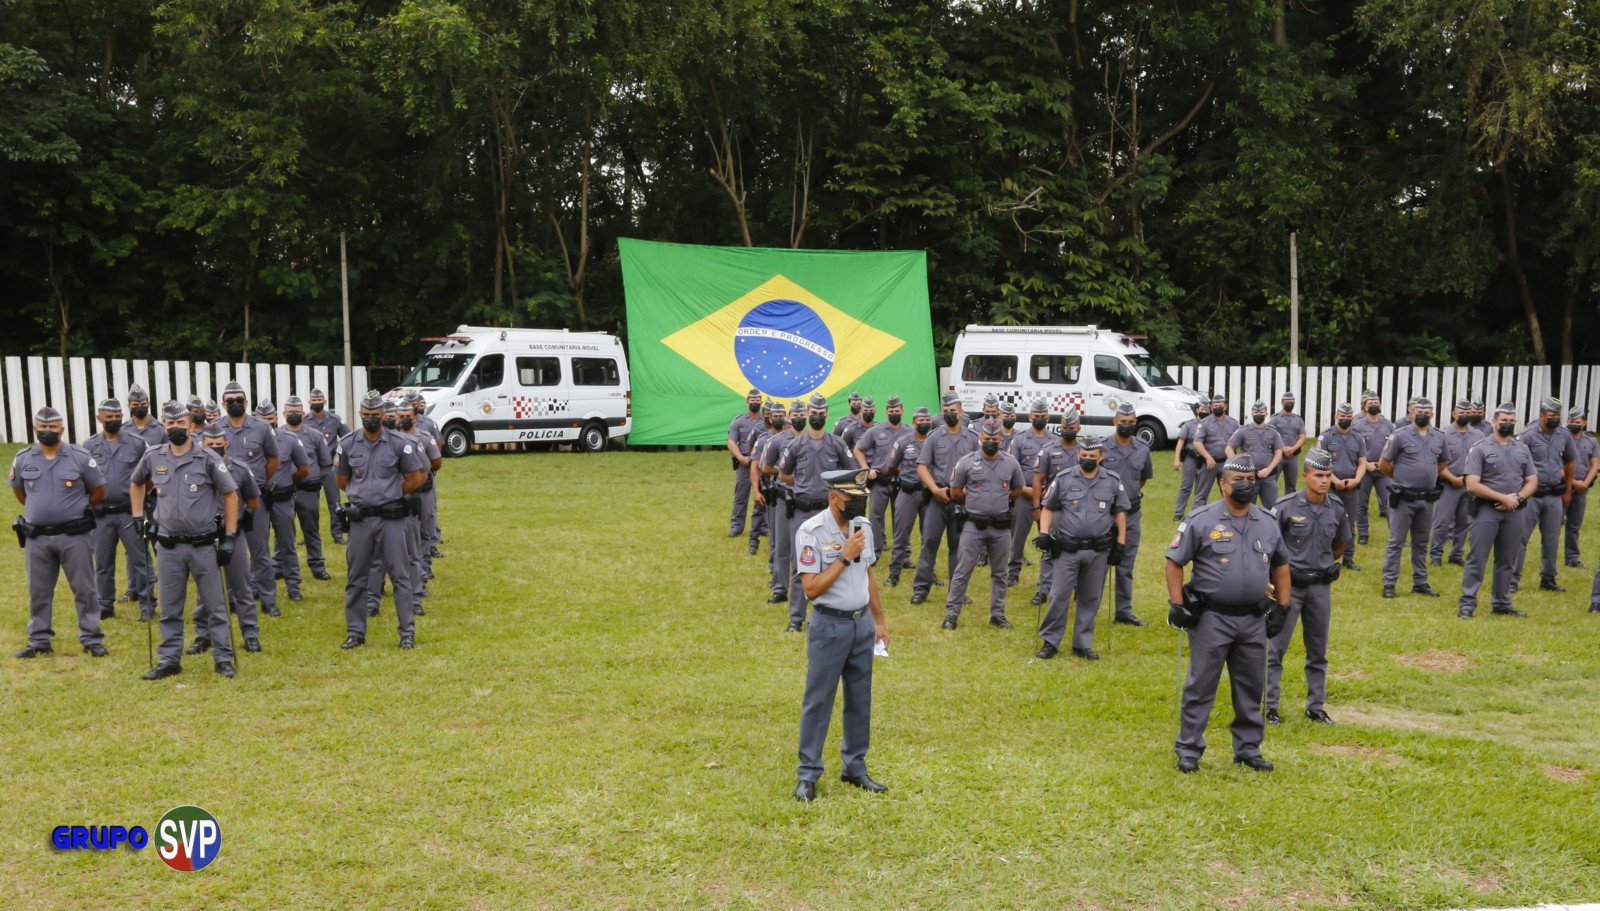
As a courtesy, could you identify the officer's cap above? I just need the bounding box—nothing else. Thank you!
[1281,391,1296,402]
[940,391,960,407]
[913,406,931,419]
[1060,405,1080,424]
[1336,402,1354,415]
[205,402,220,417]
[746,388,762,399]
[97,398,123,414]
[284,396,304,408]
[1361,388,1378,400]
[222,381,247,398]
[789,399,806,413]
[1251,400,1267,412]
[1413,397,1433,410]
[862,396,875,408]
[1455,398,1472,410]
[1303,448,1334,471]
[1030,398,1048,413]
[886,395,903,408]
[1539,396,1562,413]
[1000,401,1016,416]
[359,389,385,410]
[382,399,400,414]
[33,405,64,424]
[309,388,326,399]
[807,393,827,411]
[848,391,862,403]
[823,468,870,497]
[1494,402,1517,416]
[201,422,228,440]
[1470,399,1484,410]
[126,385,149,403]
[186,395,204,410]
[1193,401,1208,413]
[1222,453,1256,474]
[1569,407,1588,421]
[978,416,1003,436]
[254,400,276,416]
[1209,393,1226,404]
[767,400,786,414]
[982,393,999,408]
[1114,402,1136,417]
[1078,435,1104,452]
[160,401,188,421]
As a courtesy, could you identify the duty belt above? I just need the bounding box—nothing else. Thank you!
[1052,531,1114,553]
[156,528,219,547]
[348,500,410,520]
[794,497,828,512]
[16,513,97,538]
[1191,591,1269,617]
[967,513,1011,530]
[1289,564,1341,587]
[295,479,323,493]
[94,503,132,517]
[813,605,867,620]
[262,484,296,504]
[1392,485,1441,503]
[1534,482,1567,498]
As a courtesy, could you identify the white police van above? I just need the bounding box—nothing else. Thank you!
[391,326,631,456]
[946,325,1200,448]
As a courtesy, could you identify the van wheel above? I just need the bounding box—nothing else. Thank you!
[443,424,472,458]
[1135,419,1166,449]
[579,421,608,453]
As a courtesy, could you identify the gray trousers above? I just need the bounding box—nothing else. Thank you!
[946,522,1010,618]
[1267,583,1331,713]
[1430,483,1470,562]
[1334,485,1363,562]
[912,501,962,598]
[269,498,301,595]
[1565,489,1587,563]
[1592,563,1600,606]
[421,482,439,557]
[344,516,416,639]
[219,533,257,638]
[796,608,874,783]
[747,488,768,546]
[156,541,232,663]
[321,472,344,541]
[1007,503,1035,581]
[1382,498,1435,588]
[25,532,102,649]
[1459,504,1523,614]
[768,502,790,596]
[1357,472,1391,535]
[1281,452,1300,493]
[367,515,424,608]
[1257,474,1280,508]
[1176,459,1200,518]
[295,489,325,572]
[1193,462,1219,511]
[730,463,751,535]
[890,489,922,572]
[1513,494,1564,586]
[93,515,150,613]
[867,482,893,560]
[789,506,823,624]
[1176,610,1267,761]
[1039,548,1108,650]
[1112,510,1143,620]
[245,505,275,609]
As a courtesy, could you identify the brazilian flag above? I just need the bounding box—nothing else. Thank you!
[620,239,936,446]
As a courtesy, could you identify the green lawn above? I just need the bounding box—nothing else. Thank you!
[1,445,1596,910]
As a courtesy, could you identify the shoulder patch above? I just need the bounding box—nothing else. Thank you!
[403,444,413,454]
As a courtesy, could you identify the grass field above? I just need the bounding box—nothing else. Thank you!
[1,443,1597,910]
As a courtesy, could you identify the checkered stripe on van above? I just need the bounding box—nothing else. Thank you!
[1048,392,1086,415]
[512,396,569,419]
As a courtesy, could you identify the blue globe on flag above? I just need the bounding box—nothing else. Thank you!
[735,299,835,397]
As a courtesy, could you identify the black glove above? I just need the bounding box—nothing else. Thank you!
[1265,602,1289,639]
[238,508,255,532]
[1108,541,1126,567]
[137,515,158,542]
[1167,600,1198,630]
[1033,534,1056,555]
[1325,563,1342,583]
[215,533,236,567]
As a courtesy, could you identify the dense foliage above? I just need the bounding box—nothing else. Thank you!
[3,0,1598,368]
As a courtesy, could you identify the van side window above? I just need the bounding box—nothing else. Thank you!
[573,357,620,386]
[1094,355,1141,392]
[962,354,1016,383]
[464,353,504,393]
[517,357,561,387]
[1030,355,1081,385]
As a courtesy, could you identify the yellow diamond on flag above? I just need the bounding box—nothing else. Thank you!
[661,274,905,400]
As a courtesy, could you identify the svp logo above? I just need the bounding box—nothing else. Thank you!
[155,805,222,871]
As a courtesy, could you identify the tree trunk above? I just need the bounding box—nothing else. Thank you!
[707,85,753,247]
[1496,163,1547,361]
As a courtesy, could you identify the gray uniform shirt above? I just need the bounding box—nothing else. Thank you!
[304,410,350,450]
[1034,440,1081,484]
[1317,426,1368,478]
[1574,433,1600,479]
[1440,424,1485,474]
[856,422,908,472]
[221,416,280,484]
[781,432,854,502]
[1100,436,1154,506]
[728,411,765,458]
[1193,415,1240,461]
[832,415,860,440]
[794,509,875,609]
[10,445,105,525]
[223,457,262,506]
[1167,501,1288,606]
[1007,430,1055,481]
[841,420,875,451]
[1359,415,1393,463]
[1267,411,1306,452]
[917,426,978,488]
[126,418,168,448]
[287,425,332,482]
[267,427,311,489]
[1042,466,1129,538]
[761,430,802,492]
[1229,423,1285,475]
[887,433,929,488]
[130,444,238,535]
[1518,425,1577,487]
[1381,423,1445,491]
[1272,490,1351,574]
[413,414,443,449]
[335,429,429,507]
[950,451,1026,519]
[1464,436,1536,495]
[84,432,148,507]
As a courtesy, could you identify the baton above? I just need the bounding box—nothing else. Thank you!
[216,538,239,675]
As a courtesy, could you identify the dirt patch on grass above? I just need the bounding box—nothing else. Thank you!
[1329,668,1370,681]
[1315,743,1396,760]
[1469,873,1502,893]
[1538,763,1588,783]
[1394,650,1470,672]
[1338,705,1494,740]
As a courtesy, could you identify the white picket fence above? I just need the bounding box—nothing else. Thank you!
[0,356,369,445]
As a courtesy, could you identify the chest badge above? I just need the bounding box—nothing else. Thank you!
[64,480,73,488]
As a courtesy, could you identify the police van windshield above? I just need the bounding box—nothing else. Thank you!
[402,353,474,388]
[1125,354,1174,387]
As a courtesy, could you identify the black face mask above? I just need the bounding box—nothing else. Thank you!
[1032,417,1048,430]
[861,411,875,423]
[361,415,383,433]
[981,440,1000,456]
[943,411,960,427]
[771,418,787,431]
[887,413,902,426]
[1078,456,1099,473]
[1456,416,1471,427]
[1252,414,1266,424]
[166,427,190,445]
[130,405,149,420]
[1282,404,1294,413]
[205,445,226,458]
[1543,416,1561,431]
[382,417,397,430]
[310,402,324,413]
[1228,480,1258,505]
[36,430,61,447]
[1366,405,1381,416]
[1337,418,1352,430]
[1415,414,1431,428]
[1002,417,1016,430]
[1211,407,1225,417]
[915,422,932,435]
[1496,421,1516,437]
[1060,428,1078,443]
[808,414,827,431]
[1470,415,1484,426]
[850,405,861,416]
[103,420,123,435]
[841,497,867,520]
[1571,424,1585,435]
[748,402,761,413]
[225,400,247,418]
[1116,424,1134,439]
[399,416,414,431]
[286,414,304,427]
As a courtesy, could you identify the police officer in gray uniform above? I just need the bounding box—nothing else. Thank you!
[282,397,333,580]
[780,394,855,631]
[1265,448,1350,726]
[1458,404,1538,618]
[200,424,264,653]
[124,386,167,448]
[1269,392,1306,495]
[130,402,241,678]
[727,389,766,538]
[792,468,888,802]
[304,388,350,544]
[853,395,908,565]
[1190,394,1239,510]
[407,392,446,569]
[1165,453,1291,773]
[745,401,780,558]
[219,381,281,616]
[884,407,932,587]
[1512,397,1577,593]
[1431,399,1485,566]
[1103,403,1153,626]
[1035,436,1129,659]
[11,407,108,658]
[1318,404,1369,571]
[1377,398,1449,598]
[1355,391,1394,543]
[85,399,151,621]
[1227,402,1285,507]
[832,391,863,439]
[395,399,442,609]
[1004,399,1055,587]
[842,395,875,451]
[760,400,805,603]
[258,400,311,601]
[1029,406,1082,606]
[942,417,1027,630]
[336,390,430,649]
[912,392,979,605]
[1564,408,1599,568]
[1173,401,1209,520]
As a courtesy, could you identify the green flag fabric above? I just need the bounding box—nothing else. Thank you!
[620,239,936,446]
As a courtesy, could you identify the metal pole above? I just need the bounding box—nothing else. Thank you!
[1289,231,1300,371]
[341,230,354,416]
